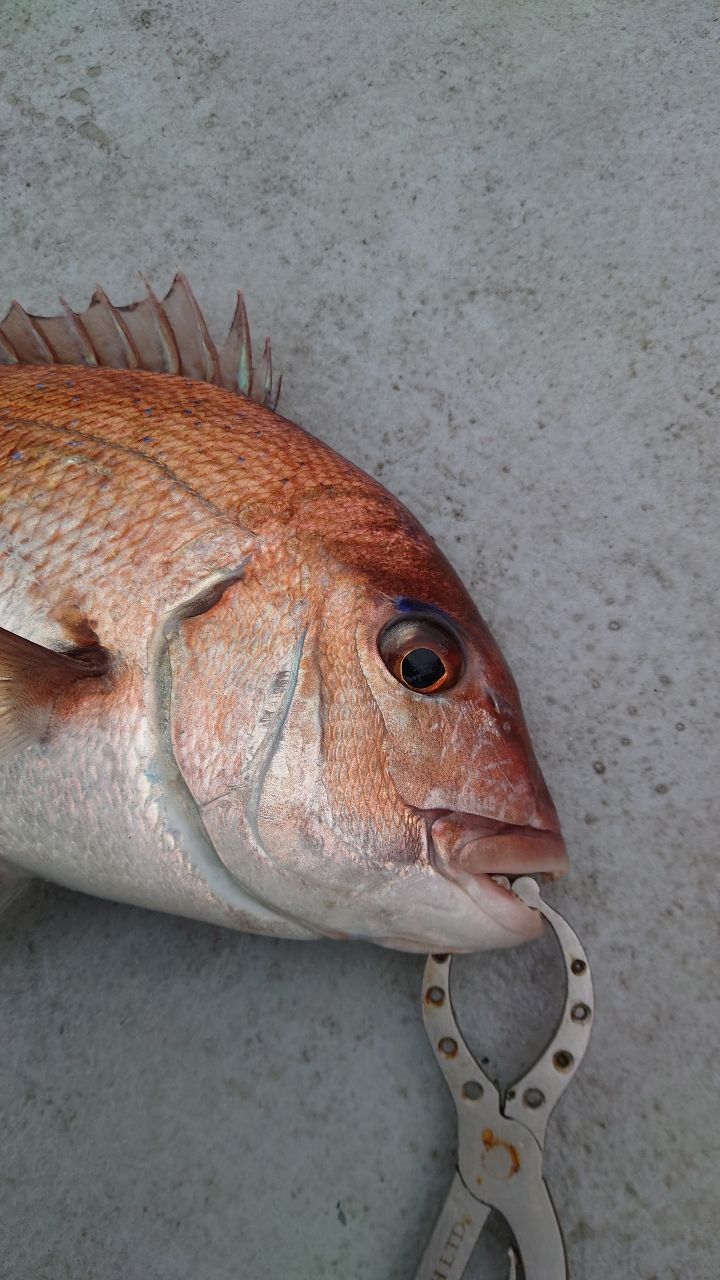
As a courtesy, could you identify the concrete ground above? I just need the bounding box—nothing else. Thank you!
[1,1,718,1277]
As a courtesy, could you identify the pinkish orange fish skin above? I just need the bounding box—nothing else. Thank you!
[0,365,565,950]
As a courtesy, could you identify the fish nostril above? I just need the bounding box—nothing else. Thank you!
[486,688,516,731]
[487,688,504,714]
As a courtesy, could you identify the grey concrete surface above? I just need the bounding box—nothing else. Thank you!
[1,1,718,1277]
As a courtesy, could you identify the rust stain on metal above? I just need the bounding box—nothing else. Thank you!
[481,1128,521,1176]
[425,985,446,1007]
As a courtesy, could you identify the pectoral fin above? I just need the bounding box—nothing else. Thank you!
[0,627,108,763]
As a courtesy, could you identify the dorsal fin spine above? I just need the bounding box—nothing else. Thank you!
[170,271,221,384]
[140,275,181,375]
[9,301,54,362]
[92,286,141,368]
[59,298,99,366]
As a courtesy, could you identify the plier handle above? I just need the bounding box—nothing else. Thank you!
[413,877,594,1280]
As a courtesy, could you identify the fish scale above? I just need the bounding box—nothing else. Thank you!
[0,278,567,951]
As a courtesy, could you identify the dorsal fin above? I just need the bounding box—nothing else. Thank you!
[0,272,282,410]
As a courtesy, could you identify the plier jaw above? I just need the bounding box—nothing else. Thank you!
[414,877,594,1280]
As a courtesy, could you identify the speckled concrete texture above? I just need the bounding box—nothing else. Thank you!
[1,2,718,1277]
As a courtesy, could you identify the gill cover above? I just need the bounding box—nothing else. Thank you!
[165,563,554,951]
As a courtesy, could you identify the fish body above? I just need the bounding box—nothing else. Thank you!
[0,280,567,951]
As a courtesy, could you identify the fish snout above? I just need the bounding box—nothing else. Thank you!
[423,807,568,946]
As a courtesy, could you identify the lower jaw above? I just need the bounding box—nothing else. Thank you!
[366,890,543,951]
[427,826,568,940]
[444,866,544,938]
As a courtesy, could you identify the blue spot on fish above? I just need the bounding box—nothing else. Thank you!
[10,450,22,461]
[395,597,451,620]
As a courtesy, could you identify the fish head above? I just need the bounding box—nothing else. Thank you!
[168,509,567,953]
[353,588,568,944]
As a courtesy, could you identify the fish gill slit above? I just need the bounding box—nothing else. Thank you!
[148,570,295,926]
[245,627,307,854]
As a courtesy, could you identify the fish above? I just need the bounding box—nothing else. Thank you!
[0,274,568,952]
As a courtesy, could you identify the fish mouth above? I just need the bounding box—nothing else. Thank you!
[426,810,569,941]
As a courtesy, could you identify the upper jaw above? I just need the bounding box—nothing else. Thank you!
[429,809,569,877]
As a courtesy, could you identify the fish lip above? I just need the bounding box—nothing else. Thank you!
[428,809,569,875]
[424,809,569,939]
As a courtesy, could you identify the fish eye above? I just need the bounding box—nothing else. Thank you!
[378,616,464,694]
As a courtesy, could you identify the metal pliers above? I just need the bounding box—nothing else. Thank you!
[413,877,594,1280]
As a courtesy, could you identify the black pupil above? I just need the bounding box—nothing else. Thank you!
[401,648,446,690]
